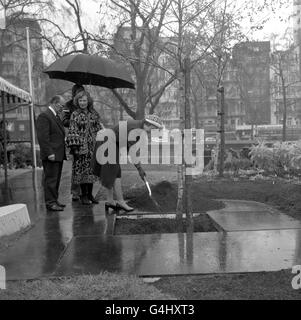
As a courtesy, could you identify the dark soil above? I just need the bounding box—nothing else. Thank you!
[114,214,217,235]
[125,180,225,213]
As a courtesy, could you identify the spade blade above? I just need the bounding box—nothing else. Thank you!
[144,179,152,197]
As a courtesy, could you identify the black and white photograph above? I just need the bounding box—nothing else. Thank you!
[0,0,301,304]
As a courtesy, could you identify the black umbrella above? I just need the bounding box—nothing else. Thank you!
[43,54,135,89]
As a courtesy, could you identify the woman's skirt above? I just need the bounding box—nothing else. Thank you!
[91,140,121,189]
[72,151,97,184]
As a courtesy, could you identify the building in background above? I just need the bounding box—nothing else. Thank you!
[152,36,180,129]
[112,26,301,138]
[293,0,301,74]
[231,41,271,126]
[270,47,301,126]
[0,15,46,141]
[193,41,271,140]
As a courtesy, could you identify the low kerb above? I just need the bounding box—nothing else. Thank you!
[0,204,31,237]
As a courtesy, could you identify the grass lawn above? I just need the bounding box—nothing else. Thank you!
[0,272,175,300]
[0,270,300,300]
[154,270,301,300]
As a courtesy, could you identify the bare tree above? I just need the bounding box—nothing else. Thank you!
[107,0,176,119]
[165,0,221,229]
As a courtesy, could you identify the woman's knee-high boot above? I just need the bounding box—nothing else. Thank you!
[81,184,92,205]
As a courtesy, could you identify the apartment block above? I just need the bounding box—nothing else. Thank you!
[0,16,46,141]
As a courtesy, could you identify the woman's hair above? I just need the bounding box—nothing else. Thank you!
[72,84,84,97]
[73,90,94,111]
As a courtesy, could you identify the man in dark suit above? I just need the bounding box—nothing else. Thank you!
[36,95,67,211]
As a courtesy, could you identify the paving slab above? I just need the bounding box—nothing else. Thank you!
[55,229,301,277]
[0,203,113,280]
[213,199,279,212]
[208,200,301,232]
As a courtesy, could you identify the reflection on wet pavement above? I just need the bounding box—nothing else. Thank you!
[1,165,301,280]
[55,230,301,277]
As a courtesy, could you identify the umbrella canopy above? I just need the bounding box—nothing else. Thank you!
[43,54,135,89]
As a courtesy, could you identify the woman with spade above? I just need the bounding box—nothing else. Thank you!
[92,114,163,212]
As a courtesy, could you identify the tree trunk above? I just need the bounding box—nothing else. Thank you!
[281,76,287,142]
[135,79,146,120]
[176,69,185,221]
[218,86,225,177]
[184,57,193,233]
[194,99,200,129]
[119,105,124,121]
[1,92,8,183]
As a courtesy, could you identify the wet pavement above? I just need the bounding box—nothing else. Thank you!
[208,200,301,232]
[0,163,301,279]
[55,230,301,277]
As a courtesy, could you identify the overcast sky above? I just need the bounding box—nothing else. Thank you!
[79,0,293,41]
[40,0,293,64]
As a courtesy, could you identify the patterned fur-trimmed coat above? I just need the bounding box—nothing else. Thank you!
[66,109,104,184]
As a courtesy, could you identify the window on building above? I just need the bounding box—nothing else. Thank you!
[3,33,13,43]
[2,62,14,75]
[3,45,13,54]
[19,124,25,131]
[8,122,14,132]
[21,107,29,117]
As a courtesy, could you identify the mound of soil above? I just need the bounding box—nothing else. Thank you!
[125,180,224,213]
[114,214,217,235]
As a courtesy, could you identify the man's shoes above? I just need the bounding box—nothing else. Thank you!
[56,201,66,207]
[46,204,64,211]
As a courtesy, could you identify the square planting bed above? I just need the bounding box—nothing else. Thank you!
[114,213,218,235]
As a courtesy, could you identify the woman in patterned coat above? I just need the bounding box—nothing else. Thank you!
[66,91,104,205]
